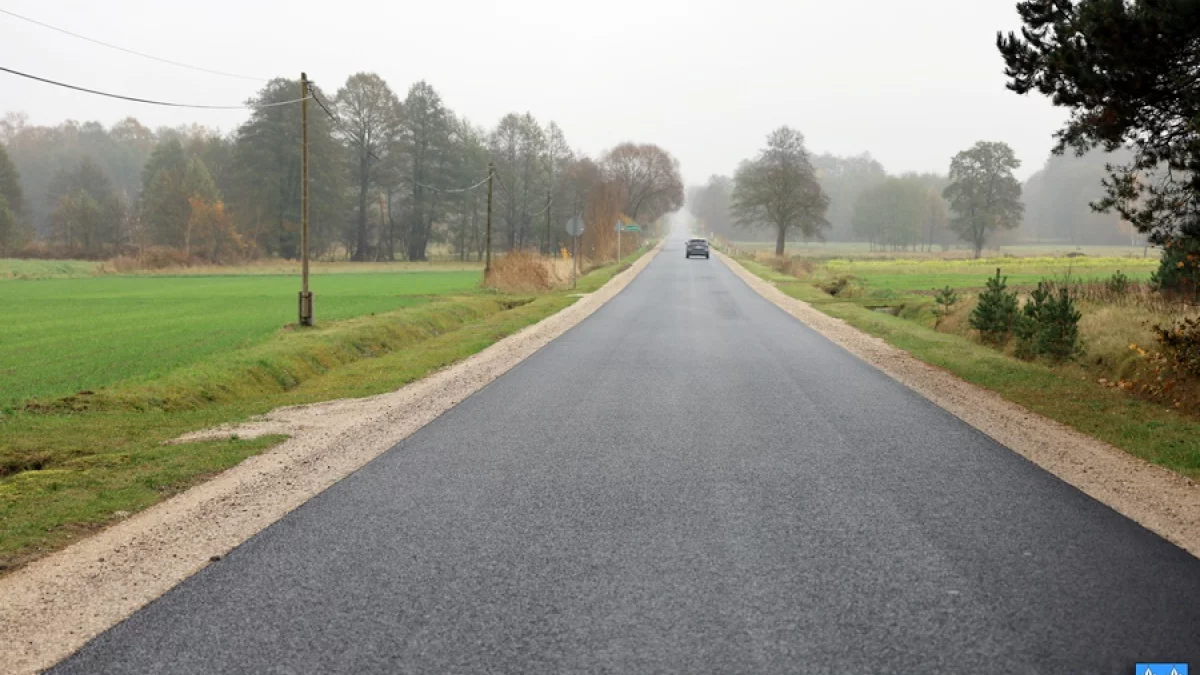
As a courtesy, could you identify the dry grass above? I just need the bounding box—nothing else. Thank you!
[483,250,571,293]
[751,252,816,279]
[1078,304,1166,380]
[933,284,1200,404]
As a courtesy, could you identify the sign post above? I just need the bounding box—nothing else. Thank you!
[615,219,623,261]
[565,216,585,289]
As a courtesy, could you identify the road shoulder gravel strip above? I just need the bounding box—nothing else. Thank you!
[0,245,660,675]
[718,250,1200,560]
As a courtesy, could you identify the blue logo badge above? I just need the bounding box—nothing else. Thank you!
[1136,665,1188,675]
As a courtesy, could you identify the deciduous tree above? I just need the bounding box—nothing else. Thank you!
[731,127,830,255]
[851,177,927,250]
[603,142,684,225]
[687,175,735,239]
[335,73,400,261]
[812,152,886,241]
[187,197,249,263]
[0,143,25,251]
[489,113,547,250]
[943,141,1023,258]
[397,81,454,261]
[47,157,125,255]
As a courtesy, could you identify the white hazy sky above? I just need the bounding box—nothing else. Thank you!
[1,0,1065,183]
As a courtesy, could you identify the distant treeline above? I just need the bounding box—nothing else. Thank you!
[0,75,683,264]
[689,148,1146,249]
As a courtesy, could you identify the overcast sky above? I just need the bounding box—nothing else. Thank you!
[1,0,1065,183]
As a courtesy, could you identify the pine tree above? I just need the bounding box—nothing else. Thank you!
[1038,288,1083,362]
[969,269,1018,345]
[1015,282,1051,359]
[1015,281,1083,362]
[933,286,958,328]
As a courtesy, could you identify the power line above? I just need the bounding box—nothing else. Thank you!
[0,8,267,81]
[412,174,491,194]
[493,170,554,217]
[0,65,305,109]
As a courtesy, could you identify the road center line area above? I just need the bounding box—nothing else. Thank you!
[48,238,1200,674]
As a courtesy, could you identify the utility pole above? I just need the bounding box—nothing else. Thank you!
[378,193,388,260]
[485,162,494,275]
[299,72,313,326]
[544,189,551,257]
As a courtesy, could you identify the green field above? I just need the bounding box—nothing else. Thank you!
[3,271,482,406]
[820,256,1159,293]
[731,240,1160,260]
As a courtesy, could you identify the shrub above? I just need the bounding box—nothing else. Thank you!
[933,286,958,328]
[819,275,856,296]
[1151,236,1200,299]
[1106,269,1131,295]
[768,256,792,275]
[969,269,1019,345]
[483,250,565,293]
[1153,316,1200,378]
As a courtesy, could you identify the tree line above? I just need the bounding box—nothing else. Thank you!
[688,130,1026,257]
[0,74,683,263]
[689,138,1150,255]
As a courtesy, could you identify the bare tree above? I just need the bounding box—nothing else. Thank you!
[603,143,684,224]
[396,81,454,261]
[731,127,830,256]
[335,72,400,261]
[489,113,546,251]
[542,121,574,254]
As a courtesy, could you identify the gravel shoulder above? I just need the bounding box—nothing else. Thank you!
[0,246,660,675]
[718,250,1200,559]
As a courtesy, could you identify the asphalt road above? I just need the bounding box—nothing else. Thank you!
[55,239,1200,674]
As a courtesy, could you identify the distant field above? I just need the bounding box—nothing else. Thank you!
[0,258,484,280]
[820,256,1160,293]
[732,241,1160,261]
[2,270,482,405]
[0,259,106,279]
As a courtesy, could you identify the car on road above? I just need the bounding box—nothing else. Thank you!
[685,238,710,259]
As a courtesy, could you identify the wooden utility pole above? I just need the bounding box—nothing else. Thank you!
[485,162,494,274]
[299,72,313,326]
[544,189,552,256]
[378,193,387,261]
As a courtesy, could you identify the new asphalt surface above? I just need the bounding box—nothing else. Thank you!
[54,239,1200,674]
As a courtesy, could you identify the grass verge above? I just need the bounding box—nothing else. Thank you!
[0,247,650,573]
[733,257,1200,481]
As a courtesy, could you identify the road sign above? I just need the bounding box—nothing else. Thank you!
[623,224,641,232]
[565,216,585,237]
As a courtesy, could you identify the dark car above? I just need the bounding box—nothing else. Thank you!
[685,238,710,259]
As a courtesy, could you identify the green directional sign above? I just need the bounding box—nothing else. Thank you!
[623,224,641,232]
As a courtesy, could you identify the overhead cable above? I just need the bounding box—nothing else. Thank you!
[0,8,267,81]
[0,65,305,109]
[493,170,554,217]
